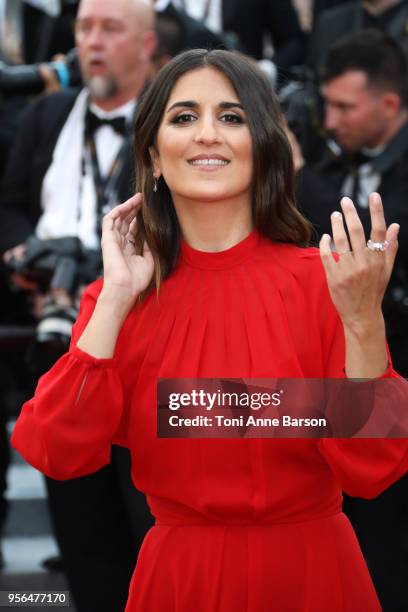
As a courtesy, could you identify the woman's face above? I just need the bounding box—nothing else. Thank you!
[150,67,253,208]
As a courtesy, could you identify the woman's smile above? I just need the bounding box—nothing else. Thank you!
[187,154,231,171]
[150,66,253,204]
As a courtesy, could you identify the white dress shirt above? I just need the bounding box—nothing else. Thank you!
[88,98,135,177]
[155,0,222,33]
[341,145,385,209]
[37,90,135,250]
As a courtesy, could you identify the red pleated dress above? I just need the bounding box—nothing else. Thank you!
[11,230,408,611]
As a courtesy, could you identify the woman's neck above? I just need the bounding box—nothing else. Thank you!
[174,196,254,252]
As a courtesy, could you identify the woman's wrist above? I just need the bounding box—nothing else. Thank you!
[342,312,385,340]
[343,314,389,379]
[98,285,138,320]
[76,289,136,359]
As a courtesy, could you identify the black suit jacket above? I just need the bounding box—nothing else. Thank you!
[296,122,408,375]
[0,89,134,253]
[297,123,408,267]
[222,0,304,66]
[163,0,304,65]
[307,0,408,71]
[160,3,228,51]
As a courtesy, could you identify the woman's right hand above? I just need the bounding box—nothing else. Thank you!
[100,194,154,305]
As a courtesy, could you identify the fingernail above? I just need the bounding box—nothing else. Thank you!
[372,192,381,204]
[332,211,342,218]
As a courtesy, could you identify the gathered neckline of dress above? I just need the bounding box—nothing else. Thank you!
[180,228,262,270]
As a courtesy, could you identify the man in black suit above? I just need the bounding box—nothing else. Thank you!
[156,0,305,70]
[155,0,228,51]
[0,1,157,610]
[296,31,408,612]
[298,30,408,375]
[308,0,408,72]
[0,0,157,256]
[223,0,305,68]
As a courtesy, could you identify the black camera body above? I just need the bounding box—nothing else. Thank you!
[0,49,81,99]
[7,236,102,367]
[279,66,327,165]
[8,235,101,291]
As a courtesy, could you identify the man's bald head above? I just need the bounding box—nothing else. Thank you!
[130,0,155,30]
[76,0,157,109]
[77,0,155,31]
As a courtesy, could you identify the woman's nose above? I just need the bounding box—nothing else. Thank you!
[193,117,222,145]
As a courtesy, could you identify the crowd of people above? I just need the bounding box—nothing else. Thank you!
[0,1,407,611]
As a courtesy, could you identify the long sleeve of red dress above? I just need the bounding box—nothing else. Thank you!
[311,278,408,499]
[10,230,408,612]
[11,286,128,479]
[317,325,408,498]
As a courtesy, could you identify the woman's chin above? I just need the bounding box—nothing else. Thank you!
[173,186,240,204]
[186,192,234,204]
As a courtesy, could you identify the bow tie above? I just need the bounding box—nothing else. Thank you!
[85,108,127,136]
[350,151,375,167]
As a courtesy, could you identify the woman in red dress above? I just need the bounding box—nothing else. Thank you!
[12,49,408,611]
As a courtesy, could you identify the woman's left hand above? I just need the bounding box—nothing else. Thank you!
[319,192,399,333]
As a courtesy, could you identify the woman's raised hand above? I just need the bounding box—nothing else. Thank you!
[77,194,153,358]
[319,193,399,334]
[100,194,154,303]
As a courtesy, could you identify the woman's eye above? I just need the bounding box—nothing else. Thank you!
[171,113,196,124]
[220,114,244,124]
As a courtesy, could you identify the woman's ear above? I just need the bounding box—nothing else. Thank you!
[149,146,161,178]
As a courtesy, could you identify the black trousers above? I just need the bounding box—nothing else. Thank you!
[343,475,408,612]
[0,410,10,537]
[45,446,154,612]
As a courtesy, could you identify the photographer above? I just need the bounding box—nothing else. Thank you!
[0,1,158,610]
[297,30,408,376]
[295,30,408,612]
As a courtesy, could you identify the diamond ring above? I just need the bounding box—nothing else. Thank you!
[366,239,389,252]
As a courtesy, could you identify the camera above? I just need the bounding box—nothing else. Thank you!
[0,49,81,99]
[279,66,327,165]
[7,236,102,370]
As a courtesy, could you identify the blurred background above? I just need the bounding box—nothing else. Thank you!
[0,1,407,611]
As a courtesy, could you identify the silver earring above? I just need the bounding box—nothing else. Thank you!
[153,177,158,192]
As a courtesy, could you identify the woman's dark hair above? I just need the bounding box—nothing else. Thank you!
[133,48,312,292]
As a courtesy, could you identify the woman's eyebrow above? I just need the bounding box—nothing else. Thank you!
[219,102,244,110]
[166,101,244,113]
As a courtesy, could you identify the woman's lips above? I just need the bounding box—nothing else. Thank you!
[187,156,230,171]
[187,162,230,172]
[189,159,229,165]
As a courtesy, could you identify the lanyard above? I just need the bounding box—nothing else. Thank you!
[82,130,130,236]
